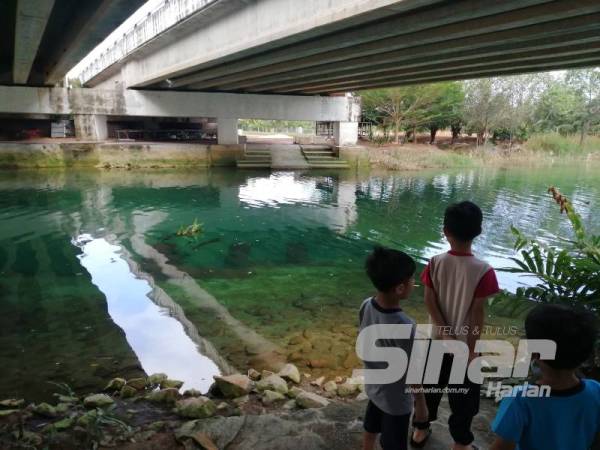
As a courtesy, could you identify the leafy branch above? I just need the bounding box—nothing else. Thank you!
[502,187,600,309]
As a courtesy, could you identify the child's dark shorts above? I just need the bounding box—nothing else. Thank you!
[363,400,411,449]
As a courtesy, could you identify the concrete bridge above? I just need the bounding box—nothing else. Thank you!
[79,0,600,94]
[2,0,600,148]
[0,0,145,85]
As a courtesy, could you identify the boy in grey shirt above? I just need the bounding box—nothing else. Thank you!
[360,246,428,450]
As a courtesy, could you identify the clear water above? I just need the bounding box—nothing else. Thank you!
[1,166,598,401]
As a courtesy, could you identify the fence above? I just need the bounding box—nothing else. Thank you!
[78,0,218,84]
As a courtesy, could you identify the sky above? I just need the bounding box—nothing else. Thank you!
[66,0,160,81]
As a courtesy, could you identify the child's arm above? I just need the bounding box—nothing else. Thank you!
[424,286,452,338]
[490,436,516,450]
[467,296,486,357]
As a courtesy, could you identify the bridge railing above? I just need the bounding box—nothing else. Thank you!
[77,0,218,85]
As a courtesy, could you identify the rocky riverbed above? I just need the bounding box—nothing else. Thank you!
[0,364,497,449]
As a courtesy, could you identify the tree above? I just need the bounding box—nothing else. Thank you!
[424,82,464,144]
[463,78,507,146]
[361,83,459,144]
[565,68,600,146]
[533,82,583,134]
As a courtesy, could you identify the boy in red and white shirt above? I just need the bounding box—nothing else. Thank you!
[412,201,500,450]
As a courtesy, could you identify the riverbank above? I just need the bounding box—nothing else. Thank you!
[354,137,600,171]
[0,142,240,169]
[0,365,498,450]
[2,134,599,170]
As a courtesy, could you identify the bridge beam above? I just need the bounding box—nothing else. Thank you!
[13,0,55,84]
[173,0,567,90]
[0,86,361,145]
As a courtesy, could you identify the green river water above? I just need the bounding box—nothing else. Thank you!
[1,166,598,401]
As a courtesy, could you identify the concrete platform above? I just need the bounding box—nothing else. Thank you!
[270,145,310,170]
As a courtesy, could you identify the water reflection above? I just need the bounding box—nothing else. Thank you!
[74,234,220,392]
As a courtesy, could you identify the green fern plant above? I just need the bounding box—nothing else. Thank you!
[502,187,600,308]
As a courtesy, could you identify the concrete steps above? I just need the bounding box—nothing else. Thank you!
[300,145,349,169]
[237,147,272,169]
[235,144,350,170]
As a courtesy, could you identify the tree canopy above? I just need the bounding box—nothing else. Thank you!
[358,67,600,146]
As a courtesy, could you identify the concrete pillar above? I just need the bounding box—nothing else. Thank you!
[334,121,358,146]
[74,114,108,140]
[217,117,239,144]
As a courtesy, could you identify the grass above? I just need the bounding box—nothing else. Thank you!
[524,133,600,156]
[365,144,476,171]
[363,133,600,171]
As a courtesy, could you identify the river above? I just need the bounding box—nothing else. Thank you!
[0,166,598,400]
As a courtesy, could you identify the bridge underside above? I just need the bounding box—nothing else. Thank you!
[128,0,600,95]
[0,0,144,86]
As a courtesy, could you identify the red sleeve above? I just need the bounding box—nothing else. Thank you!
[474,268,500,298]
[420,263,434,288]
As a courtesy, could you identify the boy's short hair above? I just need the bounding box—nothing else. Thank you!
[365,246,415,293]
[525,304,598,370]
[444,201,483,242]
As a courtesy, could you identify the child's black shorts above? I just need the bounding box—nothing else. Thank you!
[363,400,411,449]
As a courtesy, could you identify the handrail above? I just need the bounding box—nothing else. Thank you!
[77,0,218,85]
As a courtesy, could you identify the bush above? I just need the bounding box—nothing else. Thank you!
[525,133,600,155]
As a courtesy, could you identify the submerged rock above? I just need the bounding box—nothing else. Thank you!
[17,431,42,446]
[120,385,138,399]
[104,377,126,392]
[45,416,74,432]
[175,397,216,419]
[323,381,338,394]
[77,410,98,427]
[184,388,202,397]
[126,377,148,390]
[147,373,169,387]
[337,382,358,397]
[55,403,71,414]
[161,379,184,390]
[287,386,303,399]
[256,374,288,395]
[214,374,253,398]
[32,402,57,417]
[55,395,78,404]
[283,399,297,410]
[83,394,114,408]
[260,370,275,379]
[0,409,20,418]
[278,364,301,384]
[356,392,368,401]
[295,391,330,409]
[146,388,181,405]
[0,399,24,408]
[189,431,219,450]
[262,390,286,405]
[232,395,250,406]
[247,368,261,381]
[310,376,325,388]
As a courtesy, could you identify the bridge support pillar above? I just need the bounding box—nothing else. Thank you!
[74,114,108,141]
[217,117,239,145]
[334,121,358,146]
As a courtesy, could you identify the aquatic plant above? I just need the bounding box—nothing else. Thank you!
[503,186,600,309]
[46,381,76,398]
[176,218,204,238]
